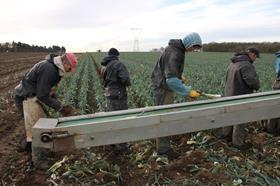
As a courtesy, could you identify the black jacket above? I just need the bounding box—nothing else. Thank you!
[101,55,131,99]
[224,53,260,96]
[15,55,62,111]
[151,39,185,90]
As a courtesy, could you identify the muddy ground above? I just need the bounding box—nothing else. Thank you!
[0,52,279,186]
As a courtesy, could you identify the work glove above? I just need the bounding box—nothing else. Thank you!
[181,75,187,85]
[189,90,201,98]
[49,91,57,98]
[59,105,79,117]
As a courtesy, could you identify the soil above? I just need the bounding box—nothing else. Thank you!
[0,52,279,186]
[0,53,50,185]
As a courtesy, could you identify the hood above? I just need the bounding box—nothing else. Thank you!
[101,55,119,66]
[168,39,185,52]
[231,52,252,63]
[53,56,66,76]
[45,53,58,62]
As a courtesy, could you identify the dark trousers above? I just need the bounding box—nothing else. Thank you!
[221,124,247,146]
[266,119,280,135]
[106,97,128,112]
[106,97,129,150]
[14,95,24,118]
[154,88,174,154]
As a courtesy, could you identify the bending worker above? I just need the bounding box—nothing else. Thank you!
[14,53,79,152]
[151,32,203,156]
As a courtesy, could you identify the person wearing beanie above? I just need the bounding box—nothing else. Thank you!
[221,48,260,149]
[265,51,280,135]
[108,48,120,56]
[151,32,202,157]
[101,48,131,152]
[101,47,130,111]
[14,53,79,155]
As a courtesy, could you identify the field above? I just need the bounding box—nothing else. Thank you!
[0,52,279,185]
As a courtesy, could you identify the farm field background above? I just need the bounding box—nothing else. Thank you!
[0,52,279,185]
[57,51,276,114]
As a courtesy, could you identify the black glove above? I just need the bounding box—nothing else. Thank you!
[59,105,79,116]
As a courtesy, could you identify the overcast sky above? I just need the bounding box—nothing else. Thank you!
[0,0,279,52]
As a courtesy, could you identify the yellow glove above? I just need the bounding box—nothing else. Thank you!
[181,75,187,85]
[189,90,201,98]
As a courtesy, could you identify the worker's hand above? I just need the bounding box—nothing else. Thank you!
[50,91,57,98]
[189,90,201,98]
[59,105,79,117]
[181,75,187,85]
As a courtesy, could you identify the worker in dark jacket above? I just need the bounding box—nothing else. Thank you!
[101,48,131,152]
[14,53,78,152]
[222,48,260,149]
[151,32,202,156]
[101,48,131,111]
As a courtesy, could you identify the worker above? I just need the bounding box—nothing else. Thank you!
[221,48,260,149]
[151,32,202,156]
[101,48,131,152]
[266,51,280,135]
[14,53,79,152]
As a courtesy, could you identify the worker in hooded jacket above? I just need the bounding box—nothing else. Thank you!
[14,53,79,152]
[222,48,260,149]
[151,32,203,156]
[101,48,131,152]
[101,48,131,112]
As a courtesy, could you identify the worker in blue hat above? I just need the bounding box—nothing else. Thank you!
[151,32,202,157]
[266,51,280,135]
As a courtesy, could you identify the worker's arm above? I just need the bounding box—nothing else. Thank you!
[166,77,191,96]
[240,64,260,91]
[36,69,62,111]
[117,62,131,86]
[164,51,184,79]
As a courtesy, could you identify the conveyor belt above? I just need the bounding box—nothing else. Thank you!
[32,90,280,162]
[57,91,280,127]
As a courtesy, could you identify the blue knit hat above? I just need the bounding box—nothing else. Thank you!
[182,32,202,49]
[275,51,280,57]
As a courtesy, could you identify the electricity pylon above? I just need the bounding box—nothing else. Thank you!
[131,28,142,51]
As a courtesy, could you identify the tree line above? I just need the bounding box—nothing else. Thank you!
[0,41,66,53]
[202,42,280,53]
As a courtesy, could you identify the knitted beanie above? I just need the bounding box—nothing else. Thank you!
[108,48,120,56]
[182,32,202,49]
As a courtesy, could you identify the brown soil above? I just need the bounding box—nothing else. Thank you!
[0,52,279,186]
[0,53,49,185]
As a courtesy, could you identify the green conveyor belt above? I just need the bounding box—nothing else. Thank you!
[58,91,280,127]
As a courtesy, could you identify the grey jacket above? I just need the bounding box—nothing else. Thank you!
[224,53,260,96]
[151,39,185,90]
[15,54,62,111]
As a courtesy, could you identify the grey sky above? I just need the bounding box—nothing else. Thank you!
[0,0,279,52]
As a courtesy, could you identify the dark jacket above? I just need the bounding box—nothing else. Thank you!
[101,55,131,99]
[151,39,185,90]
[224,53,260,96]
[15,55,62,111]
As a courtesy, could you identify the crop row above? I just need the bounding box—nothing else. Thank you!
[57,52,276,113]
